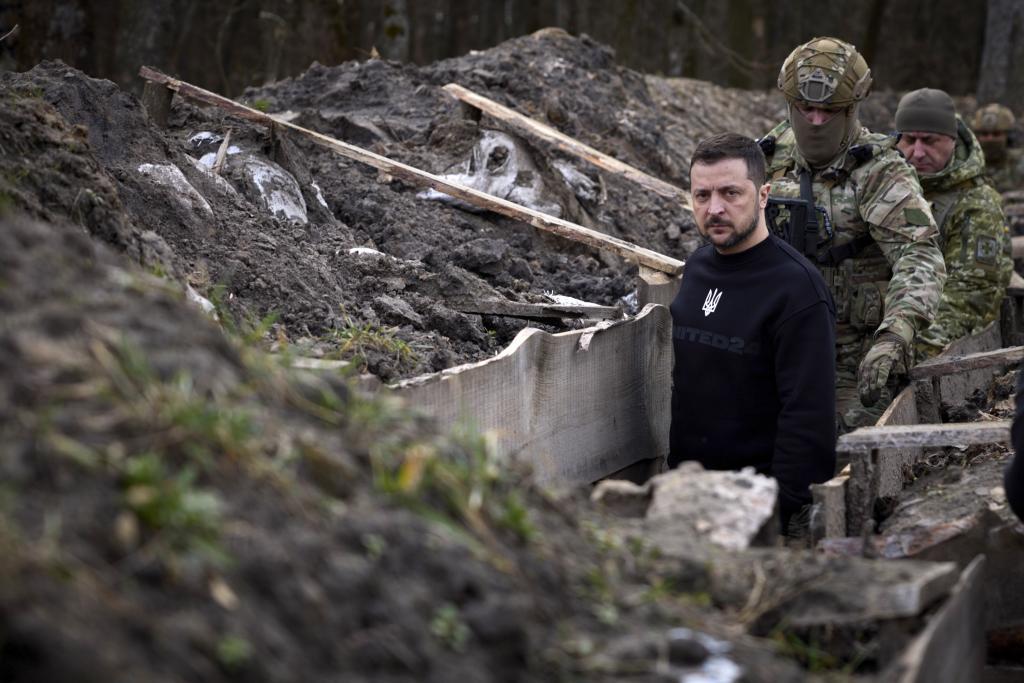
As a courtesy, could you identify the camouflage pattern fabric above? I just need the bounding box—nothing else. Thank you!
[763,121,947,431]
[914,118,1013,361]
[984,147,1024,236]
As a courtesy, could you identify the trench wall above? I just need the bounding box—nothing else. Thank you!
[388,303,672,486]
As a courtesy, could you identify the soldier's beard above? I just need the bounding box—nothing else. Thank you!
[790,103,861,168]
[980,138,1008,164]
[702,212,759,250]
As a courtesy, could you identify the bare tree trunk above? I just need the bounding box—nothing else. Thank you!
[978,0,1024,109]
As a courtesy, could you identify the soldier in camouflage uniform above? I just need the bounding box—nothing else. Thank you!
[894,89,1012,360]
[760,37,946,431]
[970,104,1024,236]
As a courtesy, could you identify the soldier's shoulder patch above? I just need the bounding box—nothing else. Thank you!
[975,235,1000,265]
[904,207,932,226]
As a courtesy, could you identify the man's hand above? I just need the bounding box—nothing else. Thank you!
[858,332,909,407]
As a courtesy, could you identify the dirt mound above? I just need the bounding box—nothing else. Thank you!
[0,212,816,682]
[2,32,782,382]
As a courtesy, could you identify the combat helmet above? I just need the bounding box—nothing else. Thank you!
[778,37,873,106]
[971,103,1015,133]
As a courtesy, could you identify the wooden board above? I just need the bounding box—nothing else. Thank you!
[138,66,684,276]
[387,303,672,485]
[934,323,1005,399]
[810,474,848,540]
[873,384,921,498]
[637,265,683,309]
[838,421,1011,452]
[834,324,1007,537]
[910,343,1024,381]
[452,299,621,320]
[443,83,693,211]
[1013,235,1024,259]
[889,556,986,683]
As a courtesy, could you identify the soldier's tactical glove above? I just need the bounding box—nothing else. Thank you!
[858,332,910,407]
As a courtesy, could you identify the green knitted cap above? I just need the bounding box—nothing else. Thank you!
[895,88,957,138]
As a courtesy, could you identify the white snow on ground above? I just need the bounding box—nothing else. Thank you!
[348,247,385,257]
[312,181,330,210]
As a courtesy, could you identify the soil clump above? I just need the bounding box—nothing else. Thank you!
[3,31,776,382]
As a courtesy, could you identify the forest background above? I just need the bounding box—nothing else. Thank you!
[4,0,1024,110]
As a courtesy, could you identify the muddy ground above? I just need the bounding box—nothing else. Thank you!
[1,29,781,382]
[0,29,1006,682]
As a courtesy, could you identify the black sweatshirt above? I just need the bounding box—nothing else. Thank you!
[1007,370,1024,523]
[668,235,837,521]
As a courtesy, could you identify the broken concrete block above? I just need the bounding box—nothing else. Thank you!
[237,156,308,224]
[646,462,778,550]
[137,162,213,218]
[590,479,650,517]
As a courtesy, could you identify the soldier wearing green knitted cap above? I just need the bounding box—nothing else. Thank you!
[895,88,1012,360]
[760,37,946,432]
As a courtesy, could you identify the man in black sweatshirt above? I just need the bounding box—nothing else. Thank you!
[669,133,837,532]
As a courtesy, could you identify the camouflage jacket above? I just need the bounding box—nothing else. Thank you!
[985,147,1024,235]
[762,121,947,345]
[914,118,1013,359]
[985,146,1024,194]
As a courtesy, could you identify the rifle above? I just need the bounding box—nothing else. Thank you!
[765,170,830,260]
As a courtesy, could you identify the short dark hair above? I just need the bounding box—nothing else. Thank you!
[689,133,767,187]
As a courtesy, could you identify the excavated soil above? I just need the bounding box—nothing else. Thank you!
[1,30,777,382]
[0,30,985,682]
[0,212,831,682]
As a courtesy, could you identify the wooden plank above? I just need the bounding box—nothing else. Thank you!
[810,474,848,540]
[838,421,1011,453]
[452,299,621,320]
[874,384,921,499]
[1013,235,1024,259]
[1009,270,1024,291]
[637,265,683,309]
[890,556,986,683]
[909,344,1024,380]
[138,66,684,276]
[443,83,693,211]
[141,81,173,128]
[387,303,673,485]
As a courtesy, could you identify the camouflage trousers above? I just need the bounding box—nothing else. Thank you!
[835,325,897,435]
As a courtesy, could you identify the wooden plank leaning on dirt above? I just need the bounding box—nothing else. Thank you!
[452,300,621,321]
[909,344,1024,380]
[137,66,684,276]
[442,83,693,212]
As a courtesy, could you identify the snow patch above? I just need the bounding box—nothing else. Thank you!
[312,181,330,210]
[348,247,385,257]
